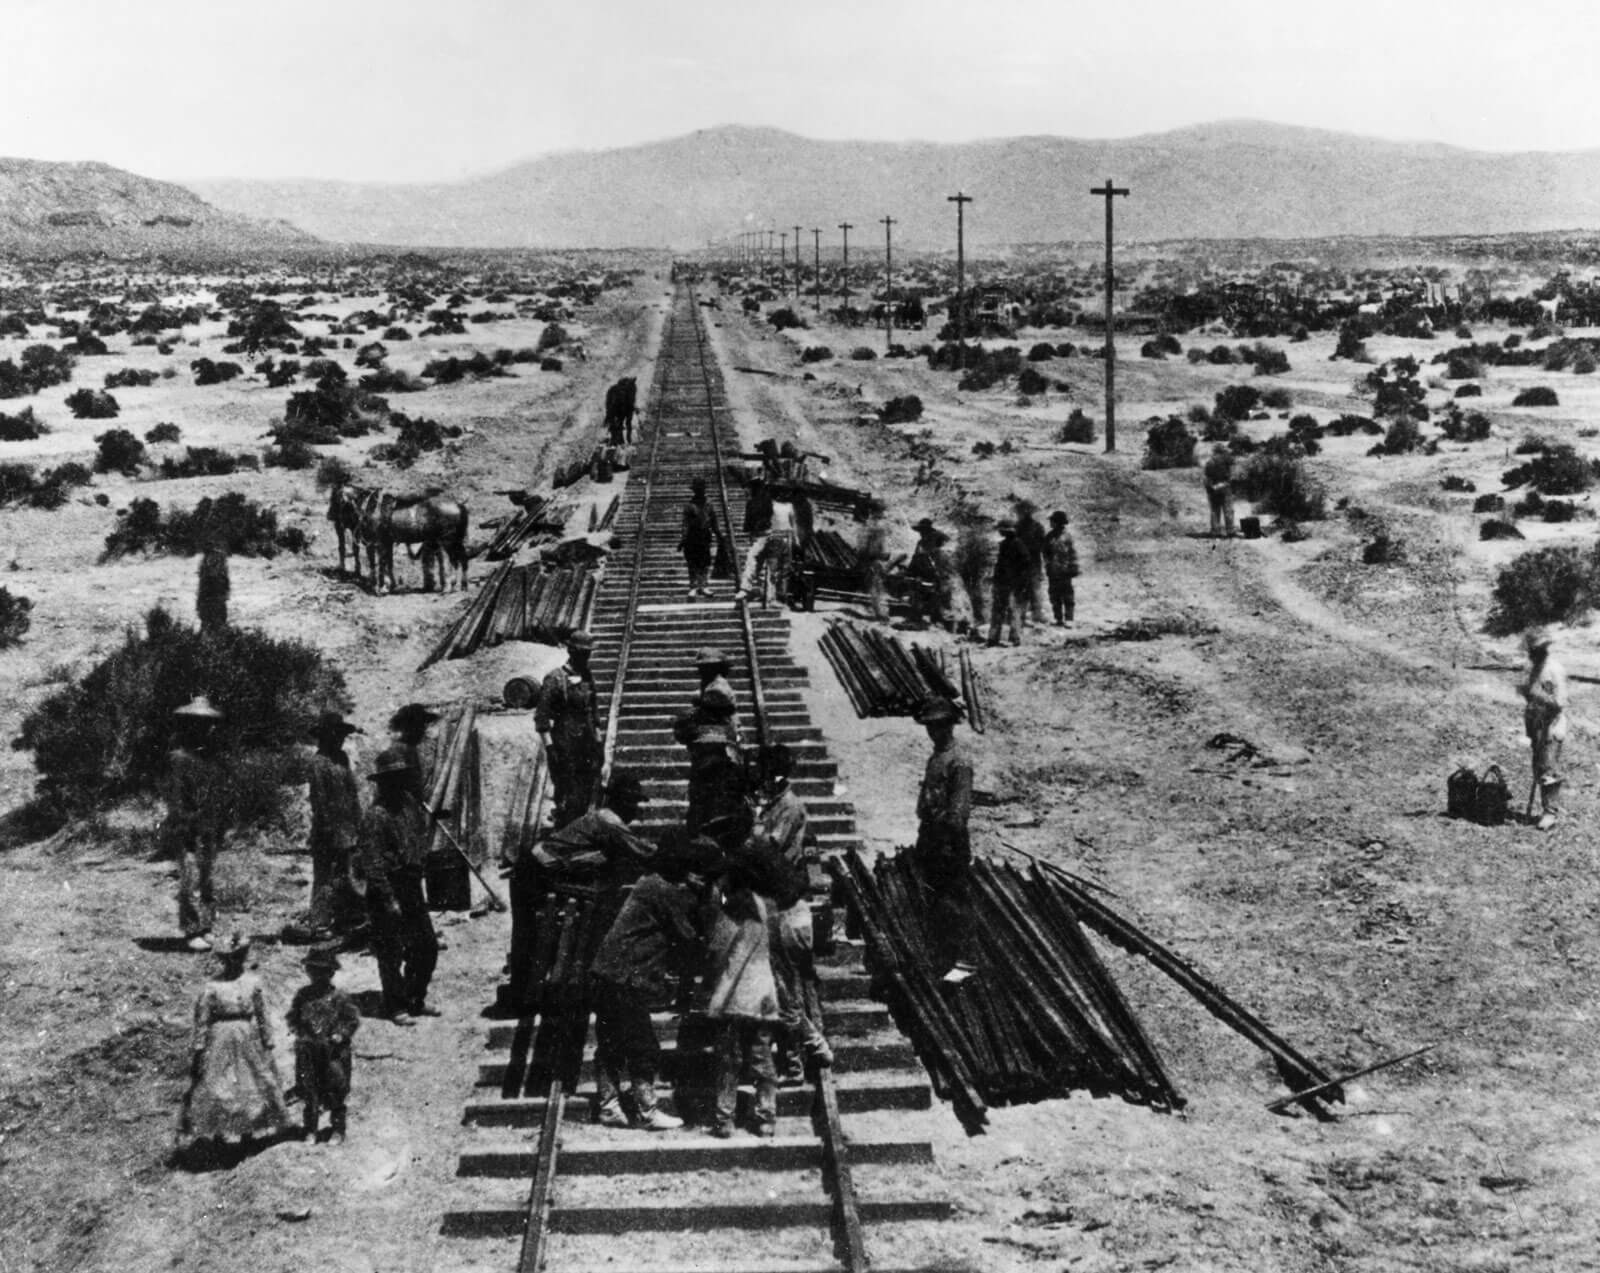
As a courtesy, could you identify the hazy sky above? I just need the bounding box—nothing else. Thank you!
[5,0,1596,182]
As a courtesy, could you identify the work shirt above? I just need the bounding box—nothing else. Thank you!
[768,500,796,536]
[531,807,655,882]
[589,872,715,1001]
[287,983,361,1045]
[534,662,599,749]
[916,736,973,847]
[992,535,1032,591]
[1203,452,1234,492]
[1520,653,1570,742]
[752,785,808,869]
[357,801,427,905]
[165,747,227,854]
[1042,528,1079,580]
[1015,515,1047,567]
[674,674,743,749]
[682,499,715,550]
[307,750,361,854]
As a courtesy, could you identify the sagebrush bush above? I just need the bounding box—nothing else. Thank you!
[768,307,806,332]
[537,323,568,351]
[879,395,924,424]
[0,407,47,441]
[103,492,306,559]
[13,606,347,823]
[157,447,247,480]
[144,422,181,444]
[1214,384,1261,422]
[94,428,145,474]
[1487,546,1594,634]
[68,388,120,420]
[105,368,157,390]
[0,586,32,646]
[1017,367,1049,395]
[1381,417,1424,455]
[1513,386,1560,407]
[315,456,354,489]
[191,358,244,386]
[1058,408,1095,444]
[1236,451,1327,521]
[1142,417,1198,470]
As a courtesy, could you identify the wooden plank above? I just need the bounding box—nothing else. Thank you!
[460,1135,933,1177]
[516,1077,564,1273]
[816,1066,867,1272]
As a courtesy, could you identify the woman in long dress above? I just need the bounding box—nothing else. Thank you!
[180,935,289,1147]
[703,856,783,1138]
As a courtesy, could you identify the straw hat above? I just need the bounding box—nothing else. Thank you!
[915,697,961,726]
[693,648,730,669]
[174,695,224,720]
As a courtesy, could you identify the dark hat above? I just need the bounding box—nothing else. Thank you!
[607,770,645,805]
[996,518,1017,533]
[913,517,937,535]
[309,709,361,741]
[389,703,440,733]
[691,477,707,493]
[659,833,726,878]
[368,746,412,781]
[567,630,595,652]
[693,647,730,669]
[915,697,961,726]
[303,946,341,973]
[758,742,793,781]
[1049,510,1069,525]
[174,695,224,720]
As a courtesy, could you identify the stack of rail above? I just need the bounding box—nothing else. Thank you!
[819,619,986,729]
[835,850,1340,1128]
[420,562,599,669]
[480,494,573,560]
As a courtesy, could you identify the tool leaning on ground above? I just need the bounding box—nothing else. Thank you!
[409,794,507,912]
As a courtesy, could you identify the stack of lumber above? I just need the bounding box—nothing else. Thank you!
[833,850,1340,1130]
[817,620,985,730]
[481,494,573,561]
[419,563,599,669]
[497,746,553,868]
[422,703,479,865]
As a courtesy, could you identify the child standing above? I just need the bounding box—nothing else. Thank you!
[286,947,360,1141]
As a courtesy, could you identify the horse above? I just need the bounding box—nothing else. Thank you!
[604,376,637,445]
[326,483,372,583]
[357,491,470,594]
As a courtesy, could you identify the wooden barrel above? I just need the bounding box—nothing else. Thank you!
[503,676,538,710]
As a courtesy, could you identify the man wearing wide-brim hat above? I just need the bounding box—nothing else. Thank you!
[912,696,978,985]
[303,710,365,937]
[987,518,1031,648]
[356,746,439,1025]
[167,695,228,952]
[536,630,602,826]
[673,651,746,843]
[1518,627,1569,831]
[387,703,441,805]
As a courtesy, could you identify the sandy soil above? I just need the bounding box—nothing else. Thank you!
[6,259,1600,1272]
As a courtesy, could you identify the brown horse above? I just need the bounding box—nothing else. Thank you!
[358,490,471,594]
[326,483,371,583]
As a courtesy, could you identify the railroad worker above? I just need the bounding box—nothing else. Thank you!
[705,828,786,1138]
[357,747,440,1026]
[1203,445,1237,538]
[673,650,748,844]
[679,477,717,599]
[286,947,360,1143]
[302,710,364,939]
[854,501,896,622]
[748,744,832,1079]
[1042,511,1080,626]
[535,630,602,826]
[986,519,1032,648]
[903,518,944,628]
[912,697,978,985]
[1518,627,1569,832]
[179,934,289,1152]
[736,489,798,609]
[1013,501,1049,623]
[390,702,467,912]
[387,703,440,806]
[743,469,774,538]
[589,834,725,1131]
[166,695,230,953]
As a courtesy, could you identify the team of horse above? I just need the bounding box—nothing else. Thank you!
[327,484,471,593]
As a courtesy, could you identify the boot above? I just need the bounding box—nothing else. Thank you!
[301,1100,319,1142]
[633,1084,682,1131]
[329,1108,346,1142]
[596,1096,631,1129]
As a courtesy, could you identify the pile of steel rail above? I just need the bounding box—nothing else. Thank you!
[420,562,599,669]
[587,493,621,533]
[797,529,861,577]
[818,619,986,730]
[833,851,1340,1130]
[481,494,573,561]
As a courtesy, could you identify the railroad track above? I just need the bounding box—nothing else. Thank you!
[440,286,961,1272]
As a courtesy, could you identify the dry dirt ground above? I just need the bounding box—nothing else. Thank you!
[6,262,1600,1273]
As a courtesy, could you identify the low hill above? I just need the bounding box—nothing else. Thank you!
[186,121,1600,250]
[0,157,317,255]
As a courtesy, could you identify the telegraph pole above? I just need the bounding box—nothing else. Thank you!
[778,231,788,294]
[1090,178,1130,453]
[793,224,802,298]
[812,228,821,314]
[880,214,896,350]
[947,191,972,369]
[838,221,854,321]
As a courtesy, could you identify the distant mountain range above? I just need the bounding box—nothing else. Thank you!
[180,122,1600,251]
[0,157,314,254]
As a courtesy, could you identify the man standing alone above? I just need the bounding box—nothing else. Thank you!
[1519,628,1569,832]
[912,698,977,985]
[358,747,439,1025]
[536,630,602,826]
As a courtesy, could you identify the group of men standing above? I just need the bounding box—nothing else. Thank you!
[165,697,445,1028]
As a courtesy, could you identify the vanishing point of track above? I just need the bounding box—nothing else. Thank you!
[440,285,959,1273]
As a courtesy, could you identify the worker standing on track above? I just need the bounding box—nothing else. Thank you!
[1518,627,1569,832]
[912,697,978,985]
[680,478,717,599]
[589,835,725,1131]
[674,650,748,845]
[737,490,798,609]
[535,630,602,826]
